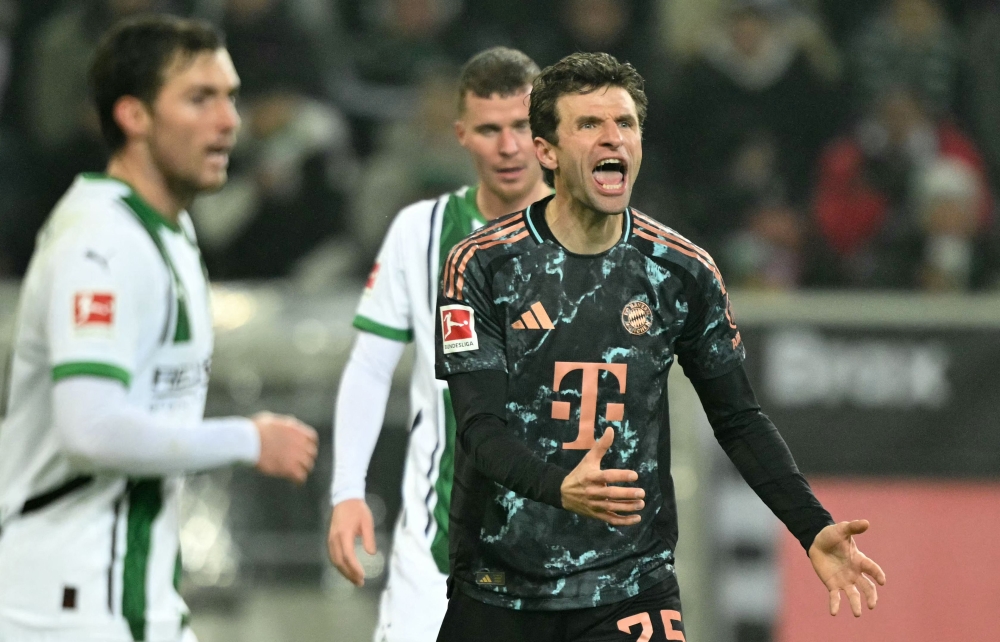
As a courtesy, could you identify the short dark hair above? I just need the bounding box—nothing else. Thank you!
[530,52,647,185]
[458,47,540,113]
[89,14,224,151]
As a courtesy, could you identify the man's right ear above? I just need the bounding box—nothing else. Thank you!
[534,136,558,172]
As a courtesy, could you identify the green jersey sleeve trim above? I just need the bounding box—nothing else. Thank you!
[353,315,413,343]
[52,362,131,386]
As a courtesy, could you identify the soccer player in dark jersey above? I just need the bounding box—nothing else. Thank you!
[434,53,886,641]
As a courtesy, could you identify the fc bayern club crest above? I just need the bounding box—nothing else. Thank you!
[621,300,653,335]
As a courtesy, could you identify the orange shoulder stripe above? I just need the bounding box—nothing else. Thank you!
[633,228,727,295]
[633,215,716,268]
[450,229,530,300]
[445,225,529,300]
[444,220,525,297]
[443,214,523,295]
[443,214,524,298]
[633,228,737,329]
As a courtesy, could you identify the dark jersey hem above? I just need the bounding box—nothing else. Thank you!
[453,562,676,611]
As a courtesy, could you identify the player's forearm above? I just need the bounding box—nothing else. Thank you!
[448,369,567,508]
[54,377,259,475]
[331,332,405,505]
[715,417,833,551]
[692,365,834,551]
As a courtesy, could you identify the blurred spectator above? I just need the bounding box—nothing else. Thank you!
[659,0,843,282]
[221,0,326,99]
[348,65,475,271]
[518,0,663,69]
[190,0,357,279]
[438,0,522,63]
[334,0,460,131]
[814,88,993,289]
[723,202,807,289]
[849,0,960,117]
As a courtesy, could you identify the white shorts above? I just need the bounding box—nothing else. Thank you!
[373,522,448,642]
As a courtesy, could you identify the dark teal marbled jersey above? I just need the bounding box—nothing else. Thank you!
[435,194,745,610]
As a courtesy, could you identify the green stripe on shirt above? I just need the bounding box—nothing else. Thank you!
[52,362,131,386]
[123,479,164,641]
[353,315,413,343]
[430,389,457,574]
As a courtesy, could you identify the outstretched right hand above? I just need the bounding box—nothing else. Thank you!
[252,412,318,484]
[560,428,645,526]
[328,499,377,586]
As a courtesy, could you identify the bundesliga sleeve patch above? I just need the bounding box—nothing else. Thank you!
[74,291,115,328]
[362,262,380,299]
[440,304,478,354]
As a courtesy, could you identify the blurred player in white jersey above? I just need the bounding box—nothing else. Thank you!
[327,48,551,642]
[0,15,317,642]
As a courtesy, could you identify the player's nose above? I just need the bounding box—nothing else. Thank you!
[218,100,240,133]
[598,120,623,147]
[498,128,519,155]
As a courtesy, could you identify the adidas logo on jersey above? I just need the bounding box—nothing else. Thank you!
[475,571,506,586]
[511,302,554,330]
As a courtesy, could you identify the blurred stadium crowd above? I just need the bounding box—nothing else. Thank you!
[0,0,999,291]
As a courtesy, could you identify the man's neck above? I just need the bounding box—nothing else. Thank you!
[476,181,552,221]
[544,188,623,255]
[106,151,188,223]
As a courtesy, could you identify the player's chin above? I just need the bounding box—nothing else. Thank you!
[587,188,631,215]
[197,169,229,193]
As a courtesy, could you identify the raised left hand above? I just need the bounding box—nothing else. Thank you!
[808,519,886,617]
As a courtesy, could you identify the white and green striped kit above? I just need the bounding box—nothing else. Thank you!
[0,174,213,641]
[354,185,486,574]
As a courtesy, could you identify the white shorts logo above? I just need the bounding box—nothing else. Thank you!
[441,304,478,354]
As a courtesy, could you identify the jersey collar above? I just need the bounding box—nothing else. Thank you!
[524,194,633,254]
[80,172,182,233]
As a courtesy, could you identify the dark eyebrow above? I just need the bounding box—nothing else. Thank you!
[616,113,638,126]
[188,82,241,97]
[575,115,603,127]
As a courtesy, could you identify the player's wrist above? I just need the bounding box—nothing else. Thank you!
[238,416,262,465]
[331,488,367,507]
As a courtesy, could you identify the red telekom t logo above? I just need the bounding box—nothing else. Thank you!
[550,362,628,449]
